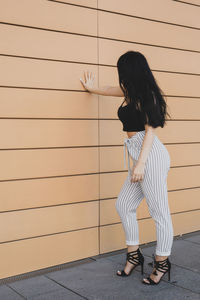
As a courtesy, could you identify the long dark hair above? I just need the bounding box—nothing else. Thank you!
[117,51,171,128]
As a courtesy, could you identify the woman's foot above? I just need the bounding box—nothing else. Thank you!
[142,255,170,284]
[116,246,144,276]
[117,259,137,276]
[142,266,164,284]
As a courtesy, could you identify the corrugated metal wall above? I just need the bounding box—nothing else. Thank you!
[0,0,199,279]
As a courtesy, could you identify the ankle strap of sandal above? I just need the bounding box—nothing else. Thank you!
[126,248,143,265]
[152,254,170,275]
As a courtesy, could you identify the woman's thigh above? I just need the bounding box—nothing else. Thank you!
[140,138,171,216]
[115,172,144,214]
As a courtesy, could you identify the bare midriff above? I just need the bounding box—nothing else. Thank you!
[126,131,138,138]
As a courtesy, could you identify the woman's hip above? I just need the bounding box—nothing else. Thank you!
[125,131,170,168]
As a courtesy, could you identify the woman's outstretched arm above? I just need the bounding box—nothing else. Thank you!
[80,71,124,97]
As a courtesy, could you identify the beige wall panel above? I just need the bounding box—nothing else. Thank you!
[0,202,98,242]
[99,39,200,74]
[100,210,200,253]
[155,72,199,98]
[99,96,123,119]
[0,0,97,36]
[1,57,198,97]
[0,57,98,90]
[167,188,200,214]
[100,172,127,199]
[100,120,200,145]
[100,188,200,225]
[100,144,200,172]
[168,165,200,190]
[99,0,200,28]
[100,166,200,199]
[155,121,200,143]
[0,148,98,181]
[99,66,199,98]
[0,227,98,279]
[0,89,98,118]
[1,24,97,64]
[99,120,127,145]
[98,11,199,51]
[99,96,200,119]
[57,0,97,8]
[167,97,200,120]
[172,210,200,236]
[0,174,99,211]
[168,143,200,167]
[100,199,120,226]
[100,219,156,253]
[0,120,98,148]
[180,0,200,5]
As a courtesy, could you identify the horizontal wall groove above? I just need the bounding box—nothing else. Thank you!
[0,141,200,151]
[173,0,200,7]
[0,225,99,245]
[1,86,200,98]
[0,185,200,213]
[48,0,200,30]
[1,209,199,245]
[0,53,97,67]
[100,186,200,201]
[100,208,200,228]
[0,21,98,39]
[0,166,200,182]
[1,53,200,77]
[1,22,200,54]
[0,198,100,214]
[98,35,200,53]
[0,118,200,121]
[48,0,97,10]
[0,85,87,92]
[0,85,200,99]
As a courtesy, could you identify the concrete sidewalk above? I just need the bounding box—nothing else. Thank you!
[0,230,200,300]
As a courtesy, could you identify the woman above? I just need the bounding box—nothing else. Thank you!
[80,51,174,285]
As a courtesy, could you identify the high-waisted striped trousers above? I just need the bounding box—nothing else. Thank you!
[115,130,174,256]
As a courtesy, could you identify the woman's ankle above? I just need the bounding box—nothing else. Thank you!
[155,255,168,261]
[127,245,139,252]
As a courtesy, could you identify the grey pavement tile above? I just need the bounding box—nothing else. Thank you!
[143,255,200,294]
[94,249,200,294]
[1,234,200,300]
[27,286,83,300]
[7,275,63,298]
[0,284,23,299]
[183,234,200,245]
[46,258,200,300]
[141,239,200,273]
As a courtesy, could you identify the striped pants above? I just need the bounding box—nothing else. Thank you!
[115,130,174,256]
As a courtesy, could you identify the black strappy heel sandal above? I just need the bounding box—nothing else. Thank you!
[142,254,171,285]
[116,247,144,277]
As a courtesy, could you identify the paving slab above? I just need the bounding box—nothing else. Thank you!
[7,274,71,299]
[98,251,200,291]
[141,239,200,273]
[27,286,84,300]
[0,232,200,300]
[47,256,200,300]
[0,284,24,300]
[183,234,200,245]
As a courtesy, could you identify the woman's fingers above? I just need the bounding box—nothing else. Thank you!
[131,173,143,182]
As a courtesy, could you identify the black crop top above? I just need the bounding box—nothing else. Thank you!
[117,98,145,132]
